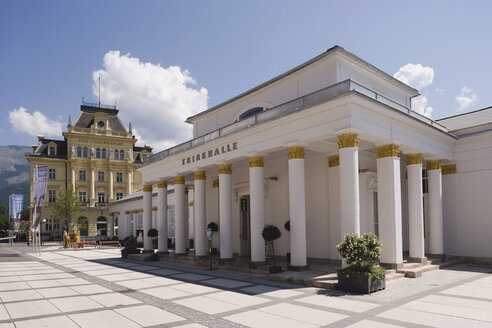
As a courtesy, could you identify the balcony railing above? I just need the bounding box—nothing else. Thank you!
[145,79,449,165]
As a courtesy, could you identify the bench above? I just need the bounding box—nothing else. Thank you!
[98,240,120,249]
[75,241,98,249]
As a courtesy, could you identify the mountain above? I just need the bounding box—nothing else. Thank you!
[0,146,31,208]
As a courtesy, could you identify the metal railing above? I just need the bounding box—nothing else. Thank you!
[145,79,449,165]
[82,101,117,110]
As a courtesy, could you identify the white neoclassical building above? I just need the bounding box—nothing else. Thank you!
[110,46,492,269]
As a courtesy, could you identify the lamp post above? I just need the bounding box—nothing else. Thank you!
[41,219,47,246]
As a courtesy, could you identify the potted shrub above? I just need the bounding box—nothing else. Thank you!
[148,228,158,249]
[284,220,291,264]
[121,235,139,259]
[262,225,282,274]
[336,233,386,294]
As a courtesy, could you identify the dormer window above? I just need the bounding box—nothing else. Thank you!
[97,120,105,128]
[49,146,55,156]
[239,107,264,121]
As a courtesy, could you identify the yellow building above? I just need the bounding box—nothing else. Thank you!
[26,103,152,239]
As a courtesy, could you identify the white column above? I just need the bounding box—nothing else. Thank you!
[71,166,76,190]
[338,133,360,237]
[90,166,95,204]
[288,146,307,267]
[174,176,186,254]
[109,168,114,201]
[428,160,444,256]
[407,154,426,261]
[328,155,341,260]
[184,189,190,249]
[109,214,115,238]
[219,164,233,259]
[188,189,195,242]
[157,181,168,253]
[249,156,266,263]
[194,171,207,257]
[142,185,153,252]
[376,145,403,268]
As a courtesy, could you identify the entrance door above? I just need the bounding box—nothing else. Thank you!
[239,196,251,256]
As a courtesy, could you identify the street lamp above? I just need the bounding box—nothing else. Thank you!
[41,219,47,246]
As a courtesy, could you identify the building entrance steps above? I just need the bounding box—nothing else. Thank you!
[396,257,458,278]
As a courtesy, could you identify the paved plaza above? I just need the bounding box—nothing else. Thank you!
[0,245,491,327]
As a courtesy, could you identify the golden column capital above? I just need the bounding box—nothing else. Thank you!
[157,181,167,188]
[376,144,400,159]
[218,164,232,174]
[194,171,206,180]
[338,133,359,149]
[427,160,441,170]
[249,156,264,167]
[287,146,305,159]
[406,153,423,165]
[152,206,157,211]
[189,201,194,207]
[143,185,153,192]
[114,212,120,216]
[212,179,219,188]
[174,176,185,184]
[442,164,457,175]
[125,210,130,214]
[132,209,139,214]
[328,155,340,167]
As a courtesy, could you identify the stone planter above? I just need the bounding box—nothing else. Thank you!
[337,275,386,294]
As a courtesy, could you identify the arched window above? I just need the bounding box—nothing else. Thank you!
[114,149,119,160]
[101,148,106,159]
[96,148,101,158]
[77,146,82,157]
[239,107,263,121]
[119,150,124,160]
[83,147,88,158]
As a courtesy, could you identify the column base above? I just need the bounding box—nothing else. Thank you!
[172,252,187,259]
[287,265,310,271]
[194,255,208,260]
[381,262,404,270]
[218,257,235,264]
[408,256,427,264]
[142,250,154,254]
[426,253,446,261]
[249,261,267,269]
[157,251,169,255]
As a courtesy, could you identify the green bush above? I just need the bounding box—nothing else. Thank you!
[336,233,386,281]
[207,222,218,232]
[147,228,158,238]
[262,225,281,242]
[284,220,290,232]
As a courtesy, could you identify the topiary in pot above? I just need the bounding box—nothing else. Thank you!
[262,225,282,273]
[148,228,158,249]
[336,233,386,294]
[121,235,139,259]
[284,220,291,263]
[207,222,218,232]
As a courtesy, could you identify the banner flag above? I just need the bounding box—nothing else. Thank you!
[9,194,24,232]
[31,165,48,230]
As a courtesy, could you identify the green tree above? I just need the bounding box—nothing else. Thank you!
[52,188,82,231]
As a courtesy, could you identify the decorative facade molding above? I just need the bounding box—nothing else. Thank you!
[406,153,423,165]
[218,164,232,174]
[328,155,340,167]
[212,179,219,188]
[194,171,206,180]
[157,181,167,188]
[427,160,442,170]
[143,185,153,192]
[288,146,305,159]
[377,144,400,159]
[442,164,457,175]
[174,176,185,184]
[338,133,358,149]
[249,156,264,167]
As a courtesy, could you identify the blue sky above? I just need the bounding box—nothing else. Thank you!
[1,1,491,150]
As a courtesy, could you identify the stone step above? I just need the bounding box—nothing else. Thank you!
[397,264,440,278]
[385,270,405,281]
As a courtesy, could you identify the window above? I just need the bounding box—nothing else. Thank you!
[168,205,175,238]
[77,146,82,157]
[422,169,428,194]
[373,191,379,237]
[116,192,123,200]
[128,214,134,235]
[98,192,105,203]
[79,170,86,181]
[97,121,105,128]
[83,147,88,158]
[102,148,106,159]
[48,168,56,180]
[44,218,60,232]
[79,191,87,203]
[98,171,104,182]
[119,150,124,160]
[48,190,56,203]
[49,146,55,156]
[239,107,263,121]
[114,149,119,160]
[116,172,123,182]
[96,148,101,158]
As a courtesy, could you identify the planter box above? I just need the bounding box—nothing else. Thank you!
[337,275,386,294]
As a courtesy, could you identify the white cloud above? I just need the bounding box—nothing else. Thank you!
[393,63,434,90]
[394,63,435,118]
[455,86,478,111]
[92,51,208,151]
[8,107,63,137]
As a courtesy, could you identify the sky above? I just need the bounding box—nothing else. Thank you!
[1,1,491,151]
